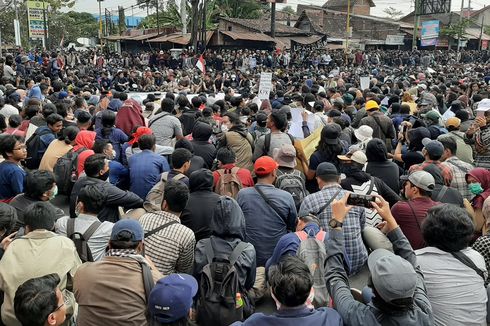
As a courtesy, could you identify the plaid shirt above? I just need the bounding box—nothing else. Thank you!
[299,184,368,275]
[441,156,474,200]
[409,160,453,186]
[139,211,196,275]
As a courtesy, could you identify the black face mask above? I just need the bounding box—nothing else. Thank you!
[98,170,110,181]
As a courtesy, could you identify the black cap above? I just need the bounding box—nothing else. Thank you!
[322,124,341,145]
[316,162,339,178]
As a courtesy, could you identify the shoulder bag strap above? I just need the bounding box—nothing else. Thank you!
[82,220,102,240]
[406,201,422,231]
[254,185,287,225]
[372,115,388,137]
[136,259,154,302]
[67,218,75,237]
[144,220,178,239]
[367,176,375,195]
[451,251,486,281]
[148,112,168,128]
[435,185,448,202]
[317,188,342,216]
[229,242,249,266]
[263,133,271,156]
[447,159,470,174]
[204,238,215,263]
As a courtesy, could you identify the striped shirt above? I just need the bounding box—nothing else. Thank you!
[139,211,195,276]
[441,156,474,200]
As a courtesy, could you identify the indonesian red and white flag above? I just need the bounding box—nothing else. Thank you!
[196,55,205,74]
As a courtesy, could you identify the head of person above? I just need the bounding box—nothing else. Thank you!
[267,110,288,132]
[174,138,194,154]
[466,168,490,197]
[58,126,79,145]
[25,170,57,202]
[401,170,435,200]
[315,162,340,188]
[192,122,212,142]
[421,138,444,161]
[254,156,279,184]
[406,127,431,151]
[295,214,320,232]
[76,111,92,130]
[109,219,144,253]
[455,109,469,123]
[93,139,116,160]
[216,147,236,167]
[221,112,240,131]
[46,114,63,134]
[268,256,313,309]
[24,202,57,233]
[189,168,214,193]
[365,100,380,115]
[421,110,439,126]
[75,185,107,216]
[439,136,457,161]
[8,114,22,129]
[0,134,27,161]
[354,125,373,144]
[445,117,461,132]
[148,274,198,325]
[101,109,116,128]
[161,97,175,114]
[211,196,247,240]
[316,123,342,155]
[84,154,110,181]
[162,180,189,214]
[138,134,156,152]
[0,203,17,241]
[272,144,296,170]
[338,148,368,171]
[366,138,388,162]
[170,148,192,173]
[422,204,474,252]
[14,273,66,326]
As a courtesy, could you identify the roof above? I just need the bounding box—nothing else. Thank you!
[264,11,299,21]
[399,11,479,27]
[220,31,276,42]
[131,32,161,41]
[465,28,490,41]
[323,0,375,8]
[469,5,490,18]
[295,9,325,34]
[219,17,307,35]
[149,32,213,44]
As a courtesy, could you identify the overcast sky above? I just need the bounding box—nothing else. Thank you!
[72,0,485,19]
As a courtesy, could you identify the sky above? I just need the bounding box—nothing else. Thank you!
[72,0,486,19]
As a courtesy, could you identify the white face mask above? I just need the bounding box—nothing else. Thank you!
[221,124,229,133]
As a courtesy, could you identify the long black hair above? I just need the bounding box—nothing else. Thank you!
[101,110,116,138]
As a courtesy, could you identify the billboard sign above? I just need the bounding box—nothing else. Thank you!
[385,35,405,45]
[27,1,48,39]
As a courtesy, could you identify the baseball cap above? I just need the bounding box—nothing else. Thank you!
[273,144,297,169]
[446,117,461,128]
[418,83,427,90]
[254,156,279,177]
[128,126,153,145]
[342,93,354,105]
[354,125,373,142]
[148,274,198,323]
[322,124,341,145]
[110,219,144,241]
[422,138,444,158]
[400,170,435,191]
[58,91,68,100]
[316,162,339,178]
[365,100,379,111]
[421,110,439,122]
[368,249,417,303]
[338,149,368,165]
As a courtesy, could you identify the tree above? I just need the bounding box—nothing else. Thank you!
[118,5,127,34]
[280,5,295,15]
[383,6,404,20]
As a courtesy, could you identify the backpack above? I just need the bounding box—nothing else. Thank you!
[295,230,329,308]
[262,132,295,156]
[25,129,52,169]
[197,240,249,326]
[274,169,308,210]
[215,167,243,199]
[144,172,187,212]
[53,147,86,195]
[67,218,101,263]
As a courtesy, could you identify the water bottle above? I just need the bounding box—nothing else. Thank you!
[235,292,244,309]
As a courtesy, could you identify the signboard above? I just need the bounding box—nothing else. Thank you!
[420,0,451,15]
[483,40,489,50]
[27,1,48,38]
[258,72,272,100]
[421,38,438,46]
[291,36,327,52]
[421,20,440,40]
[360,76,370,90]
[385,35,405,45]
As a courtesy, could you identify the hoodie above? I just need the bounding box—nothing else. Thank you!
[190,122,216,169]
[181,169,221,242]
[193,196,257,290]
[220,124,254,171]
[73,130,96,176]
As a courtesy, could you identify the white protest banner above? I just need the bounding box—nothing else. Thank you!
[360,76,370,90]
[258,72,272,100]
[290,107,316,139]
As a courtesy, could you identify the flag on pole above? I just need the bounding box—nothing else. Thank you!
[93,52,97,66]
[196,55,205,74]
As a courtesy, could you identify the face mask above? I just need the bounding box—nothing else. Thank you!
[469,182,484,195]
[107,149,116,160]
[99,170,110,181]
[49,185,58,200]
[221,124,229,133]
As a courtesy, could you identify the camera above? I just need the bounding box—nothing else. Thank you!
[347,193,376,208]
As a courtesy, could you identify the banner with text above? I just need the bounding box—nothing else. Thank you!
[258,72,272,100]
[27,1,48,39]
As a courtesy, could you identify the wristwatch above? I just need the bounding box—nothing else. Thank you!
[329,218,343,229]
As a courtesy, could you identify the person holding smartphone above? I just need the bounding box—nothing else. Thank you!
[465,107,490,169]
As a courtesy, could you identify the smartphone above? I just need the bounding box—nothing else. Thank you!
[347,194,376,208]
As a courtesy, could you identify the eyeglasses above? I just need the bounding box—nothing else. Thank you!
[13,145,27,151]
[53,303,64,313]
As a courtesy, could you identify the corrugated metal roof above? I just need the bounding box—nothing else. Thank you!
[220,30,275,42]
[220,17,307,35]
[465,28,490,41]
[323,0,375,8]
[149,31,213,44]
[131,32,161,41]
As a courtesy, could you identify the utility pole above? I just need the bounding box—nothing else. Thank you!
[13,0,21,47]
[479,15,484,51]
[181,0,187,34]
[156,0,160,34]
[98,0,104,47]
[345,0,350,63]
[412,0,420,50]
[201,0,206,52]
[270,2,276,39]
[457,0,464,59]
[42,1,48,49]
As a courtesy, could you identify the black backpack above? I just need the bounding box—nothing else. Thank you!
[25,128,52,169]
[274,169,308,210]
[53,147,86,195]
[197,240,249,326]
[67,218,101,263]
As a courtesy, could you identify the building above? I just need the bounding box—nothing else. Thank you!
[322,0,375,16]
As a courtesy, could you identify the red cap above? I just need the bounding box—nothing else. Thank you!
[254,156,279,177]
[128,127,153,145]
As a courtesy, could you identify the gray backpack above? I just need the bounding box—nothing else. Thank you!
[295,230,329,308]
[144,172,186,212]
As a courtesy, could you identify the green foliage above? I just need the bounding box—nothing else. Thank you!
[118,6,127,34]
[280,5,296,15]
[49,11,99,44]
[441,18,470,39]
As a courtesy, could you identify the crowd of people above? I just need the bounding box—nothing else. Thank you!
[0,45,488,326]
